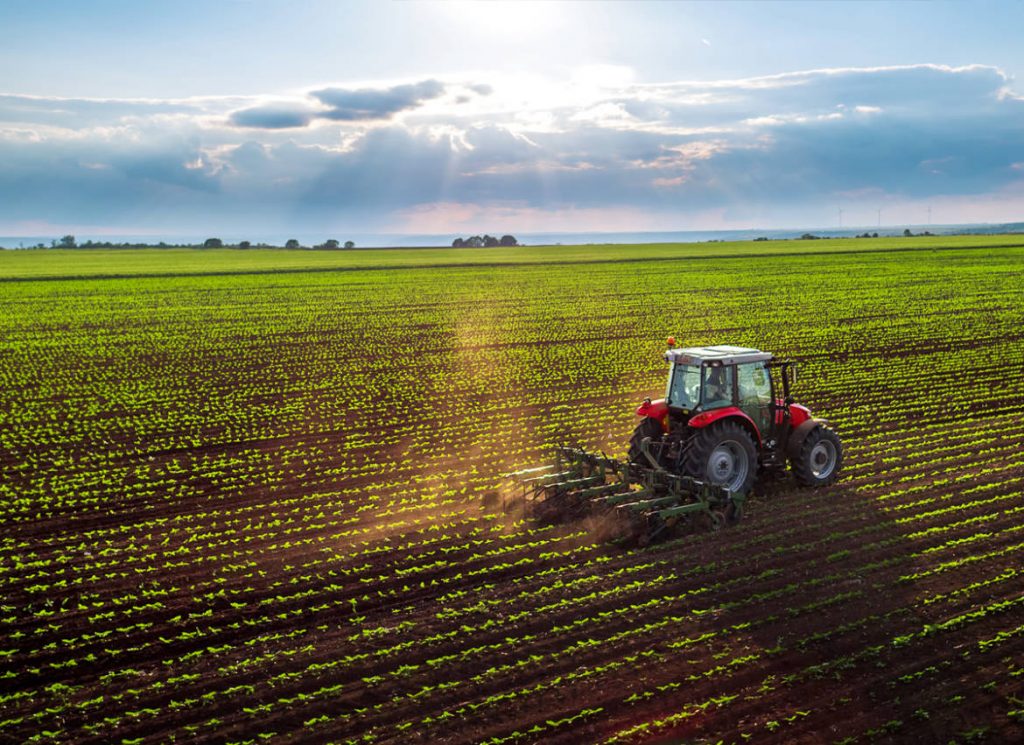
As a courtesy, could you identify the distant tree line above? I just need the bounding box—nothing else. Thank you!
[451,234,518,248]
[206,238,356,249]
[797,230,934,240]
[10,228,943,252]
[22,235,358,250]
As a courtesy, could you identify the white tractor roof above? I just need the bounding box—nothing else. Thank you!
[664,345,774,366]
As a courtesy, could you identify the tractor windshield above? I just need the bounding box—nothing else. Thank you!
[666,364,701,410]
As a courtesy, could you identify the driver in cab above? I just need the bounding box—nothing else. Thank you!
[703,366,732,408]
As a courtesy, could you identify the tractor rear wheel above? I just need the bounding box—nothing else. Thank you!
[628,417,664,466]
[685,420,758,496]
[792,425,843,486]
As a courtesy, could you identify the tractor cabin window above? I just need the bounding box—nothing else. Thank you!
[667,364,701,410]
[701,365,734,409]
[737,362,772,406]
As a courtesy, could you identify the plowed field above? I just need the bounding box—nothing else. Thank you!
[2,238,1023,744]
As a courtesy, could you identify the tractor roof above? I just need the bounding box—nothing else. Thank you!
[664,345,773,366]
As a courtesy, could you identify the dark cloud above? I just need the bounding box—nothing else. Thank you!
[0,135,222,229]
[228,106,314,129]
[224,79,450,130]
[311,79,446,121]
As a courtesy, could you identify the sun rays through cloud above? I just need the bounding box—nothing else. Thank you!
[1,1,1023,239]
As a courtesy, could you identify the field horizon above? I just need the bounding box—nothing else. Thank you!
[4,220,1024,253]
[3,233,1024,281]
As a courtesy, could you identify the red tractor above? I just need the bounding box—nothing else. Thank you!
[630,342,843,499]
[510,342,843,539]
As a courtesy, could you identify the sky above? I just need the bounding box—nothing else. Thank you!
[2,0,1024,241]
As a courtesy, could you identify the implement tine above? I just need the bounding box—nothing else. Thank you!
[513,443,745,540]
[513,444,638,524]
[503,463,557,479]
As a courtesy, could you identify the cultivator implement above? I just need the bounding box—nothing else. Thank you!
[506,446,743,545]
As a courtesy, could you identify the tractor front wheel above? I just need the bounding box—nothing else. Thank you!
[792,425,844,487]
[628,417,664,466]
[685,420,758,497]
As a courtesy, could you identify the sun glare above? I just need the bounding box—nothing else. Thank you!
[439,0,564,37]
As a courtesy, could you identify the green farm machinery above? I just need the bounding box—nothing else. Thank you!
[510,446,737,544]
[507,342,843,544]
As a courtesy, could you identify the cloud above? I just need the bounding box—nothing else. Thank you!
[1,64,1023,236]
[0,93,206,129]
[311,79,447,121]
[224,79,453,130]
[228,105,315,129]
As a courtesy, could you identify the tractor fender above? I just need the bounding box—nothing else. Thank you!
[786,418,829,461]
[635,398,668,419]
[774,402,811,427]
[688,407,762,447]
[788,403,812,427]
[636,398,670,433]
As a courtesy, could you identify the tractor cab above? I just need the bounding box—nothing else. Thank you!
[665,345,772,412]
[662,345,796,442]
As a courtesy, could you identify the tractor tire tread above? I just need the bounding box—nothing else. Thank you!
[792,424,844,487]
[684,419,758,497]
[628,417,664,466]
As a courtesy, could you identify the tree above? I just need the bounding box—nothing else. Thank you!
[285,239,300,249]
[59,234,76,248]
[203,238,223,248]
[483,235,499,247]
[464,235,484,248]
[238,241,251,250]
[903,229,913,237]
[322,239,340,249]
[452,238,465,248]
[344,241,355,249]
[499,235,518,246]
